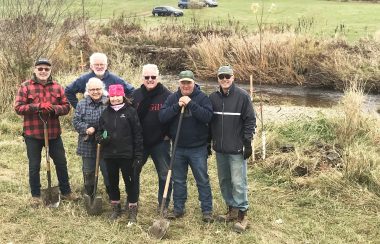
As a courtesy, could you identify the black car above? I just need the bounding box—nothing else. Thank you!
[152,6,184,17]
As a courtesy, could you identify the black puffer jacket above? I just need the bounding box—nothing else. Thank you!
[99,103,143,160]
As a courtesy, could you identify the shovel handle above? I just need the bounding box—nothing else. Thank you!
[42,117,52,189]
[93,144,101,197]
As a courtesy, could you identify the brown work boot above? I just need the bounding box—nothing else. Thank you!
[109,202,122,221]
[61,192,80,201]
[233,210,249,233]
[30,197,42,208]
[216,206,239,222]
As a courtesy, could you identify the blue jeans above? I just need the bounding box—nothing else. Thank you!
[172,145,213,214]
[137,140,172,208]
[25,136,72,197]
[82,157,110,187]
[215,153,248,211]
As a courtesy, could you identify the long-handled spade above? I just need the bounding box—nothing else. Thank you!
[149,106,185,240]
[83,143,102,215]
[39,113,60,208]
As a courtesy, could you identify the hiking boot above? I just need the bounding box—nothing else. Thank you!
[109,203,122,221]
[30,197,42,208]
[127,204,138,225]
[216,206,239,222]
[202,212,214,223]
[61,192,80,201]
[233,210,249,233]
[167,210,185,220]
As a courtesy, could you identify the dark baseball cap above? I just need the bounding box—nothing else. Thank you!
[35,58,51,66]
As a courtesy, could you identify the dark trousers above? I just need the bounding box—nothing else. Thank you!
[25,136,71,197]
[105,158,138,203]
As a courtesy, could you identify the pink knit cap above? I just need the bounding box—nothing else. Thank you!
[108,84,124,97]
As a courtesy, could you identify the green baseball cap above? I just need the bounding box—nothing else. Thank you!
[217,66,233,75]
[179,70,195,83]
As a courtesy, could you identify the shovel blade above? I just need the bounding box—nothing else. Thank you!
[83,194,102,215]
[41,186,60,208]
[149,218,170,240]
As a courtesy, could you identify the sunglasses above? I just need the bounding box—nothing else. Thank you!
[218,74,232,80]
[144,76,157,80]
[37,67,51,72]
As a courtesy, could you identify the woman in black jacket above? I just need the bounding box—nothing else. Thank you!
[99,84,143,224]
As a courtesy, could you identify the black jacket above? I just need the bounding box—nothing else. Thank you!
[159,84,213,148]
[99,103,143,160]
[209,83,256,154]
[132,83,171,147]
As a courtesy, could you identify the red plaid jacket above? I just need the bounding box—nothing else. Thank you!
[14,77,70,139]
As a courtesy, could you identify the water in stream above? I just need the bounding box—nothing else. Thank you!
[162,76,380,112]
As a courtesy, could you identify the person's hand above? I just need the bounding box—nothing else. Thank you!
[243,145,252,159]
[95,130,109,145]
[40,102,54,113]
[179,96,191,106]
[207,143,212,157]
[86,127,96,135]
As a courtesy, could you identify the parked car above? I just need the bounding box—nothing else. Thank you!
[178,0,206,9]
[204,0,218,7]
[152,6,184,17]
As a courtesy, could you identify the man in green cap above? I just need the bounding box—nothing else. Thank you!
[159,70,214,223]
[209,65,256,232]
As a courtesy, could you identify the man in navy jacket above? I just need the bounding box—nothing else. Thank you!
[159,70,214,223]
[65,52,134,108]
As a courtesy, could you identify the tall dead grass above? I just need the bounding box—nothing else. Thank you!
[187,32,380,92]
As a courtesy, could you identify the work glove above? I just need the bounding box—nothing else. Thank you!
[207,143,212,157]
[243,144,252,160]
[95,130,110,145]
[39,102,54,114]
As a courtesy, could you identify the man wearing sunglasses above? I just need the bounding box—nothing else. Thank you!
[132,64,172,215]
[209,65,256,233]
[14,58,79,207]
[65,52,135,108]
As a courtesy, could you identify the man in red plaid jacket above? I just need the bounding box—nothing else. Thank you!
[14,58,79,207]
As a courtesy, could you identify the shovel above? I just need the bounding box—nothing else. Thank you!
[39,113,60,208]
[83,143,103,215]
[149,106,185,239]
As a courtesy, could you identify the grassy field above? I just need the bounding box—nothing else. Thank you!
[78,0,380,40]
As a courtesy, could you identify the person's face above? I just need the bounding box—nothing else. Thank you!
[110,95,123,105]
[179,80,195,96]
[90,57,107,77]
[87,82,103,101]
[34,65,51,82]
[142,68,159,91]
[218,73,234,91]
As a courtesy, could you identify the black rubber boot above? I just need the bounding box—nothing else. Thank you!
[109,203,122,221]
[83,172,95,197]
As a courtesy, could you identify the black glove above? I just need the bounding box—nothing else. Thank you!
[243,145,252,160]
[95,130,110,145]
[207,143,212,157]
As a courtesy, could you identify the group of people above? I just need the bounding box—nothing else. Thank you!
[14,52,256,233]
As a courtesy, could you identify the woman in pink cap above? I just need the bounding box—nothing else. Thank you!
[98,84,143,224]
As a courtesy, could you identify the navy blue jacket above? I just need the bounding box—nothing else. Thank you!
[159,85,213,148]
[65,70,134,108]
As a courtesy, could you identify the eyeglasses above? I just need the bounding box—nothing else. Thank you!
[218,74,232,80]
[144,76,157,80]
[92,63,106,67]
[37,67,51,72]
[88,88,102,92]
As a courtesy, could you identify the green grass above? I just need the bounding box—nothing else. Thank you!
[77,0,380,40]
[1,108,380,243]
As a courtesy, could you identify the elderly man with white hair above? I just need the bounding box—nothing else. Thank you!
[72,77,110,199]
[132,64,172,214]
[65,52,134,108]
